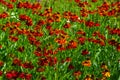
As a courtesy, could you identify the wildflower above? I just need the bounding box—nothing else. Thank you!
[102,70,110,77]
[6,72,13,79]
[12,58,21,66]
[25,73,32,80]
[82,49,90,56]
[101,63,108,70]
[57,45,66,51]
[36,67,45,72]
[10,0,16,2]
[116,44,120,52]
[43,8,52,17]
[99,40,105,46]
[37,20,45,26]
[85,21,94,28]
[9,35,18,42]
[78,36,86,45]
[0,12,8,18]
[41,76,46,80]
[94,22,100,27]
[67,40,78,49]
[18,72,26,79]
[22,62,34,69]
[32,2,42,11]
[17,2,23,8]
[7,3,13,9]
[52,12,61,22]
[17,46,24,52]
[74,0,80,3]
[68,64,74,70]
[73,70,82,78]
[34,51,42,57]
[55,38,67,45]
[84,75,92,80]
[77,29,86,36]
[6,70,19,79]
[46,25,52,30]
[82,59,91,67]
[63,11,71,19]
[23,1,32,9]
[65,57,72,62]
[108,39,118,46]
[0,45,2,49]
[0,71,3,76]
[0,61,4,66]
[92,0,97,2]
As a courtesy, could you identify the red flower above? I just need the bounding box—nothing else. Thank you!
[65,57,71,62]
[34,51,42,57]
[92,0,97,2]
[85,21,94,28]
[63,23,71,28]
[41,76,46,80]
[26,20,33,26]
[78,37,86,45]
[6,72,13,79]
[23,1,32,9]
[74,0,80,3]
[0,12,8,18]
[68,64,74,70]
[0,45,2,49]
[73,71,82,77]
[9,36,18,42]
[25,74,32,80]
[116,44,120,52]
[7,3,13,9]
[0,71,3,76]
[10,0,16,2]
[0,61,4,66]
[18,72,26,79]
[12,58,21,66]
[6,71,18,79]
[76,29,86,36]
[108,39,118,46]
[94,22,100,27]
[22,62,34,69]
[17,2,23,8]
[36,67,45,72]
[67,40,77,49]
[82,49,89,55]
[18,46,24,52]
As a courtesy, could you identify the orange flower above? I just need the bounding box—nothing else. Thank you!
[101,63,108,69]
[73,70,82,77]
[0,45,2,49]
[55,38,67,45]
[52,12,61,22]
[82,59,91,67]
[67,40,78,49]
[0,61,4,66]
[9,36,18,42]
[102,70,110,77]
[63,23,71,28]
[84,75,92,80]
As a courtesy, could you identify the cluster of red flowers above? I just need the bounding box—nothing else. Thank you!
[0,0,120,80]
[107,26,120,36]
[19,14,33,26]
[6,70,32,80]
[85,20,100,28]
[17,1,42,14]
[0,0,14,9]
